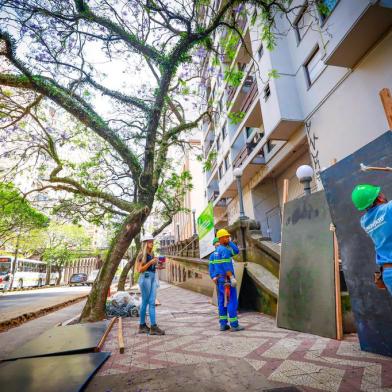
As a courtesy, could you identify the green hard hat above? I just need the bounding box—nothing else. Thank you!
[351,184,381,211]
[213,237,219,245]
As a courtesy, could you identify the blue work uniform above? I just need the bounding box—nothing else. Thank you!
[361,201,392,295]
[211,241,240,327]
[209,250,218,280]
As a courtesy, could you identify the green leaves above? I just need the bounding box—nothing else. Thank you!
[224,68,244,87]
[0,182,49,245]
[268,69,280,79]
[228,111,245,125]
[202,150,217,172]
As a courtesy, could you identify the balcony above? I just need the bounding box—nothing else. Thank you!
[208,190,219,203]
[233,142,265,169]
[325,1,392,68]
[239,76,258,114]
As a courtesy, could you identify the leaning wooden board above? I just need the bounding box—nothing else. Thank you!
[321,131,392,356]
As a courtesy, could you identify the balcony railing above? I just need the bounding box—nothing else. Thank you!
[208,190,219,203]
[240,77,258,114]
[233,141,264,169]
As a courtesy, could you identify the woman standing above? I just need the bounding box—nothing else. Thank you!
[136,234,165,335]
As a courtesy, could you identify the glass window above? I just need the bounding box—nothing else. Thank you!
[294,4,312,42]
[263,84,271,101]
[222,123,227,140]
[318,0,338,23]
[218,163,224,179]
[257,44,264,59]
[217,134,221,150]
[266,140,276,153]
[224,154,230,171]
[0,262,11,275]
[305,46,324,86]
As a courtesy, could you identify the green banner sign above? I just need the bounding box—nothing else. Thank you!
[197,203,214,240]
[197,203,215,258]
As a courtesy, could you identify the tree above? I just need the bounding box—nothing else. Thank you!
[41,223,91,284]
[0,182,49,247]
[15,221,92,283]
[0,0,325,321]
[0,182,48,288]
[118,170,193,290]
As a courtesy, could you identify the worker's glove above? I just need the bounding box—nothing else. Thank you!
[230,276,237,288]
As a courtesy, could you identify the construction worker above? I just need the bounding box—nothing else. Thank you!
[211,229,245,332]
[352,184,392,295]
[209,237,220,282]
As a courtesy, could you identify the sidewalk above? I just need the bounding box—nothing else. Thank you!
[96,283,392,392]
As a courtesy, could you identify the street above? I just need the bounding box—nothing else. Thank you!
[0,286,90,323]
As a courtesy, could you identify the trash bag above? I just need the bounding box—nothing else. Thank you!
[111,291,131,307]
[105,301,139,318]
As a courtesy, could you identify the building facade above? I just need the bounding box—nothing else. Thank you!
[199,0,392,243]
[159,139,205,244]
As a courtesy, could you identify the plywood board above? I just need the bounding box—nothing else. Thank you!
[0,352,110,392]
[277,190,337,339]
[320,131,392,356]
[3,321,109,361]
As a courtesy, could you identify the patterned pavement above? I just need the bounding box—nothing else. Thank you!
[96,283,392,392]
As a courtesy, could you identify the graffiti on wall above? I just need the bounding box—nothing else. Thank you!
[305,121,321,181]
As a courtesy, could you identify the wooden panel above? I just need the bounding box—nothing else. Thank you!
[321,131,392,357]
[277,191,337,339]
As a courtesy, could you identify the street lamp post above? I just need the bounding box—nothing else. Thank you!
[233,167,248,220]
[192,209,197,236]
[177,223,180,242]
[296,165,314,196]
[233,167,248,261]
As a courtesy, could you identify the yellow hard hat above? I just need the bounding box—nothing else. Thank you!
[216,229,230,238]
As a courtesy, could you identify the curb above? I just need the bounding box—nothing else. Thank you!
[0,294,88,332]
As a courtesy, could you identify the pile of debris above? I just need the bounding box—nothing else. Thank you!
[105,291,141,318]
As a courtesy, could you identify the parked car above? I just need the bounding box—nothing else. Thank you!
[86,269,100,286]
[69,273,88,286]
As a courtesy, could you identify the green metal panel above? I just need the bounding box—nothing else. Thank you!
[277,190,337,339]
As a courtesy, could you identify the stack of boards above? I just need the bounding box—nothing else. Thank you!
[0,321,112,392]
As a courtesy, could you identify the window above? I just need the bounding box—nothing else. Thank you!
[318,0,338,23]
[263,84,271,101]
[218,98,223,114]
[218,163,224,179]
[305,46,324,86]
[224,154,230,171]
[257,44,264,59]
[217,134,221,150]
[245,127,253,138]
[294,3,312,42]
[266,140,276,153]
[221,123,227,140]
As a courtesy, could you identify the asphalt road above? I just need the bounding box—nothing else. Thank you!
[0,286,90,322]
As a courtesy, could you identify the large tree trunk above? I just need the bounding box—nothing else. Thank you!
[117,255,136,291]
[117,235,140,291]
[79,212,146,322]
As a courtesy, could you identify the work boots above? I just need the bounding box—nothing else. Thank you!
[230,324,245,332]
[150,324,165,335]
[138,323,150,334]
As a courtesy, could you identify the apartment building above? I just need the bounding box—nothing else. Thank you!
[199,0,392,243]
[160,139,205,243]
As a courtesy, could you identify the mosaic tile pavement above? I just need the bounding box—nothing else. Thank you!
[96,283,392,391]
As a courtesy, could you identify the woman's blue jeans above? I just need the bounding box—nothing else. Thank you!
[139,271,157,326]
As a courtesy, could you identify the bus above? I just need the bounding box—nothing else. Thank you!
[0,256,59,290]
